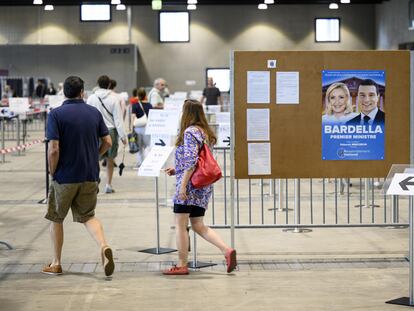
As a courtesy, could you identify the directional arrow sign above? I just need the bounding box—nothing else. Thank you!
[400,176,414,191]
[155,139,166,147]
[387,173,414,195]
[223,136,230,146]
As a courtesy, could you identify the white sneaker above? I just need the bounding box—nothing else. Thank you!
[105,185,115,193]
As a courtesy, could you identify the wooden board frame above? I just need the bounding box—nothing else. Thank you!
[232,51,410,179]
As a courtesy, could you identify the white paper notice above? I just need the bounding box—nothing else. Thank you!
[248,143,271,175]
[145,110,180,135]
[215,112,230,124]
[8,98,30,113]
[276,72,299,104]
[247,71,270,104]
[138,146,174,177]
[246,109,270,141]
[217,123,231,147]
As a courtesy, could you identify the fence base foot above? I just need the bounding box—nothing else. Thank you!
[139,247,176,255]
[267,208,293,212]
[283,228,313,233]
[188,261,217,270]
[38,198,48,204]
[354,204,380,208]
[386,225,409,229]
[0,241,13,250]
[386,297,414,307]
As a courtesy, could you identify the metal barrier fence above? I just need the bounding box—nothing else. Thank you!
[204,147,408,229]
[0,111,46,163]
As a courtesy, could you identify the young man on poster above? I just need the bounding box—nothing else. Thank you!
[347,79,385,125]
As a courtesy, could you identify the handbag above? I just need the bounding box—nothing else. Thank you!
[133,101,147,128]
[191,139,222,188]
[128,132,139,154]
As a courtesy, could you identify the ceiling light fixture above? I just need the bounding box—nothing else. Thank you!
[152,0,162,10]
[116,4,126,10]
[33,0,42,4]
[44,4,54,10]
[329,3,339,9]
[340,0,351,3]
[264,0,274,4]
[258,3,268,9]
[111,0,121,4]
[187,4,196,10]
[187,0,197,4]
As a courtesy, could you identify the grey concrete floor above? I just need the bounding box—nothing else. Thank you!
[0,130,412,310]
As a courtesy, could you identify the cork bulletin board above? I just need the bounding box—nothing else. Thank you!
[233,51,410,179]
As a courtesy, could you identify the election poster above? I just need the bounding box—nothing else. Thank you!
[321,70,385,160]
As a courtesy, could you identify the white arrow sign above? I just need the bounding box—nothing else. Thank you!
[387,173,414,196]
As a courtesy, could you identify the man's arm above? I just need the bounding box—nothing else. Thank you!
[218,95,223,106]
[48,140,60,176]
[99,135,112,156]
[200,95,205,105]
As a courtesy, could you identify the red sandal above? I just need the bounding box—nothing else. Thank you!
[162,265,189,275]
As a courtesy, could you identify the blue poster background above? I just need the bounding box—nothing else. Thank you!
[321,70,385,160]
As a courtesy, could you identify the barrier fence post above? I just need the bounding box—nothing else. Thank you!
[188,230,216,270]
[139,177,176,255]
[386,196,414,306]
[283,179,312,233]
[1,117,5,163]
[38,111,49,204]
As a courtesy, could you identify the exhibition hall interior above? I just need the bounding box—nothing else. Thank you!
[1,0,414,310]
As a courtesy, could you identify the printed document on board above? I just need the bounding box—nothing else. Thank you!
[248,143,271,175]
[247,71,270,104]
[276,72,299,104]
[246,109,270,141]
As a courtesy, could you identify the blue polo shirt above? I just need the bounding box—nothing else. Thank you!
[46,99,109,184]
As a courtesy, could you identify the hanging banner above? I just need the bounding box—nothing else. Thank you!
[321,70,386,160]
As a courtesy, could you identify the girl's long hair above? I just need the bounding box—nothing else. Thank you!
[175,99,217,147]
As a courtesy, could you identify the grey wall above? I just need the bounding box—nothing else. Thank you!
[376,0,414,49]
[0,4,376,93]
[0,44,137,93]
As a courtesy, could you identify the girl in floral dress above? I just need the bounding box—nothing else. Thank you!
[163,99,237,275]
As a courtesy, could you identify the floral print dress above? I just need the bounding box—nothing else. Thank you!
[173,126,212,209]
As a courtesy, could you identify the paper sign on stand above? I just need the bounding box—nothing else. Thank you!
[145,110,180,135]
[138,146,174,177]
[8,98,30,114]
[150,133,175,147]
[164,98,184,111]
[205,105,221,113]
[217,123,231,147]
[215,112,230,124]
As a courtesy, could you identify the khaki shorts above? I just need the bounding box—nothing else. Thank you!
[45,181,98,223]
[101,128,119,160]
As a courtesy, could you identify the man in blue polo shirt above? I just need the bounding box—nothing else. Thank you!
[42,76,115,277]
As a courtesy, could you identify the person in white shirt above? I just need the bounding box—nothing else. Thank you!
[109,79,127,120]
[87,75,127,194]
[148,78,167,109]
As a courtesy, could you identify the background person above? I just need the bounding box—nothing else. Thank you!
[43,76,114,277]
[200,77,223,107]
[87,75,127,194]
[163,99,237,275]
[322,82,356,124]
[131,87,152,167]
[347,79,385,126]
[148,78,166,109]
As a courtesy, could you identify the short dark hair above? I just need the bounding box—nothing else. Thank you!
[137,87,146,101]
[109,79,117,90]
[97,75,111,89]
[358,79,379,95]
[132,88,138,97]
[63,76,84,99]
